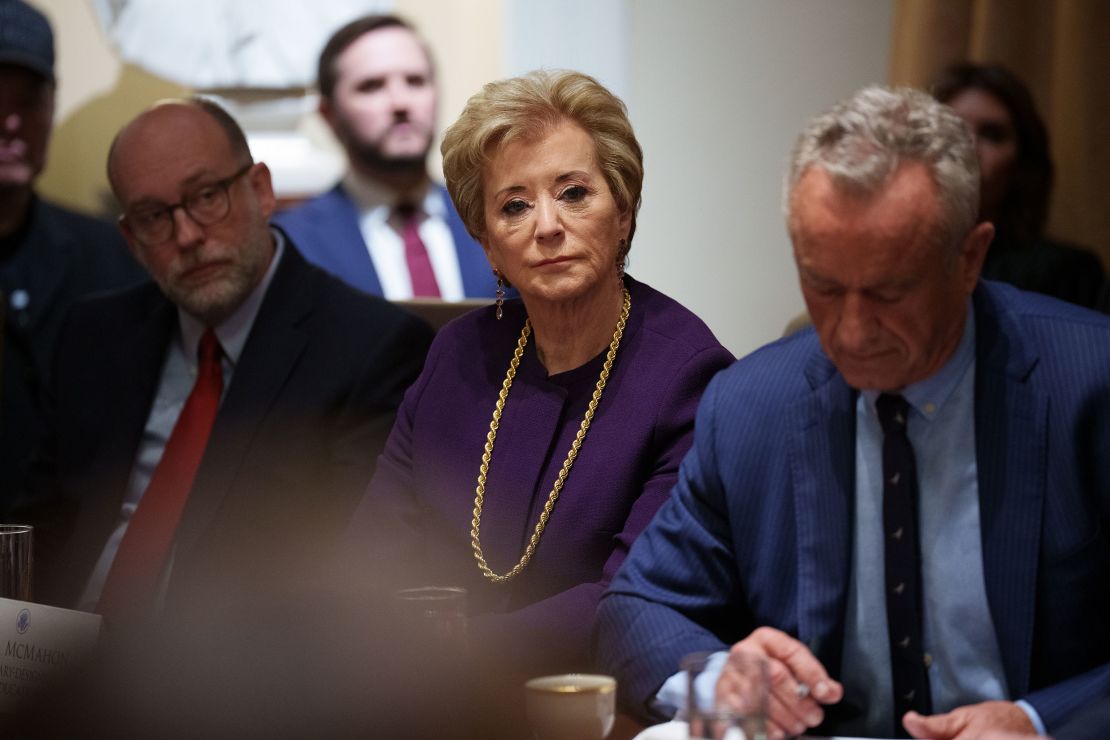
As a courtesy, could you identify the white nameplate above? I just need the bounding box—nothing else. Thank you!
[0,597,102,710]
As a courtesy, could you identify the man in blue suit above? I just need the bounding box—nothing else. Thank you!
[273,14,496,300]
[596,87,1110,739]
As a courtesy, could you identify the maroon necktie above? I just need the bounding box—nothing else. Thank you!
[396,203,441,297]
[97,329,224,618]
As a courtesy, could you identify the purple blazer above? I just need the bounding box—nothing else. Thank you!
[345,276,733,675]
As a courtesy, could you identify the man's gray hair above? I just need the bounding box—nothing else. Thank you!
[784,86,980,254]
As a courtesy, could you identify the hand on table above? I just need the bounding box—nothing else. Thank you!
[903,699,1039,739]
[716,626,843,740]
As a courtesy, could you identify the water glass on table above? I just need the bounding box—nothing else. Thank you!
[392,585,468,641]
[0,524,32,601]
[682,651,768,740]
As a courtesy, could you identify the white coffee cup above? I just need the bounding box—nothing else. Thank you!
[525,673,616,740]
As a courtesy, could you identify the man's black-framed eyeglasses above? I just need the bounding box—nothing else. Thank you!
[122,162,254,244]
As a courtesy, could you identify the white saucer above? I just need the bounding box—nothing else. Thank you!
[632,721,686,740]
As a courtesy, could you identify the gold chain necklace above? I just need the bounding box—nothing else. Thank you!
[470,287,631,583]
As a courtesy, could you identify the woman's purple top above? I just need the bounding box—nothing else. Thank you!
[347,276,733,675]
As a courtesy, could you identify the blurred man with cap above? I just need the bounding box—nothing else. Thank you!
[0,0,144,502]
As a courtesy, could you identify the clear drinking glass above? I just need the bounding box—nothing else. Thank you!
[0,524,33,601]
[392,585,468,641]
[683,651,768,740]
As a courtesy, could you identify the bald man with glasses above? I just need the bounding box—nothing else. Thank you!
[27,99,433,620]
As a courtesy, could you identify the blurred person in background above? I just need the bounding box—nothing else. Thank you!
[933,62,1105,309]
[274,14,496,300]
[0,0,144,504]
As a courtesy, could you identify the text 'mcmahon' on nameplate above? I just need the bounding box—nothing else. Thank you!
[0,597,102,711]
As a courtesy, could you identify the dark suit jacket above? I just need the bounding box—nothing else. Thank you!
[1055,698,1110,740]
[32,241,433,611]
[596,281,1110,735]
[272,183,497,298]
[982,230,1105,310]
[0,197,146,502]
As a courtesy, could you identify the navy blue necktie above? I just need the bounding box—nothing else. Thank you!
[876,393,932,734]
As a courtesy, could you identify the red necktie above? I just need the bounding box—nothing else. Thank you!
[97,329,224,618]
[396,204,441,298]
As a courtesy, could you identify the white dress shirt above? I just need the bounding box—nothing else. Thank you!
[342,172,466,301]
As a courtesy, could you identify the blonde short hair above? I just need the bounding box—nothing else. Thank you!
[441,69,643,249]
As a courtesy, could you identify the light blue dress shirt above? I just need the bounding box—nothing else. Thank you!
[657,303,1044,735]
[842,305,1026,735]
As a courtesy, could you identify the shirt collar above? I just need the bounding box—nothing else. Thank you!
[862,299,976,421]
[340,171,442,217]
[177,228,285,368]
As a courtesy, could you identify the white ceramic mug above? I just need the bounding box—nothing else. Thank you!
[525,673,616,740]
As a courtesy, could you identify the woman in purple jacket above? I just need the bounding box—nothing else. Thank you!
[346,69,733,678]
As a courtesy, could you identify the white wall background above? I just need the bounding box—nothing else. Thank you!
[506,0,894,357]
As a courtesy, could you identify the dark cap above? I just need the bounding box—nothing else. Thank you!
[0,0,54,81]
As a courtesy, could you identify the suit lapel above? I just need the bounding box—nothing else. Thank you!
[172,247,314,561]
[440,186,491,297]
[328,186,384,296]
[97,290,177,497]
[791,351,856,677]
[973,284,1044,697]
[60,289,174,605]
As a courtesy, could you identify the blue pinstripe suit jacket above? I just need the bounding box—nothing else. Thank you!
[596,280,1110,735]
